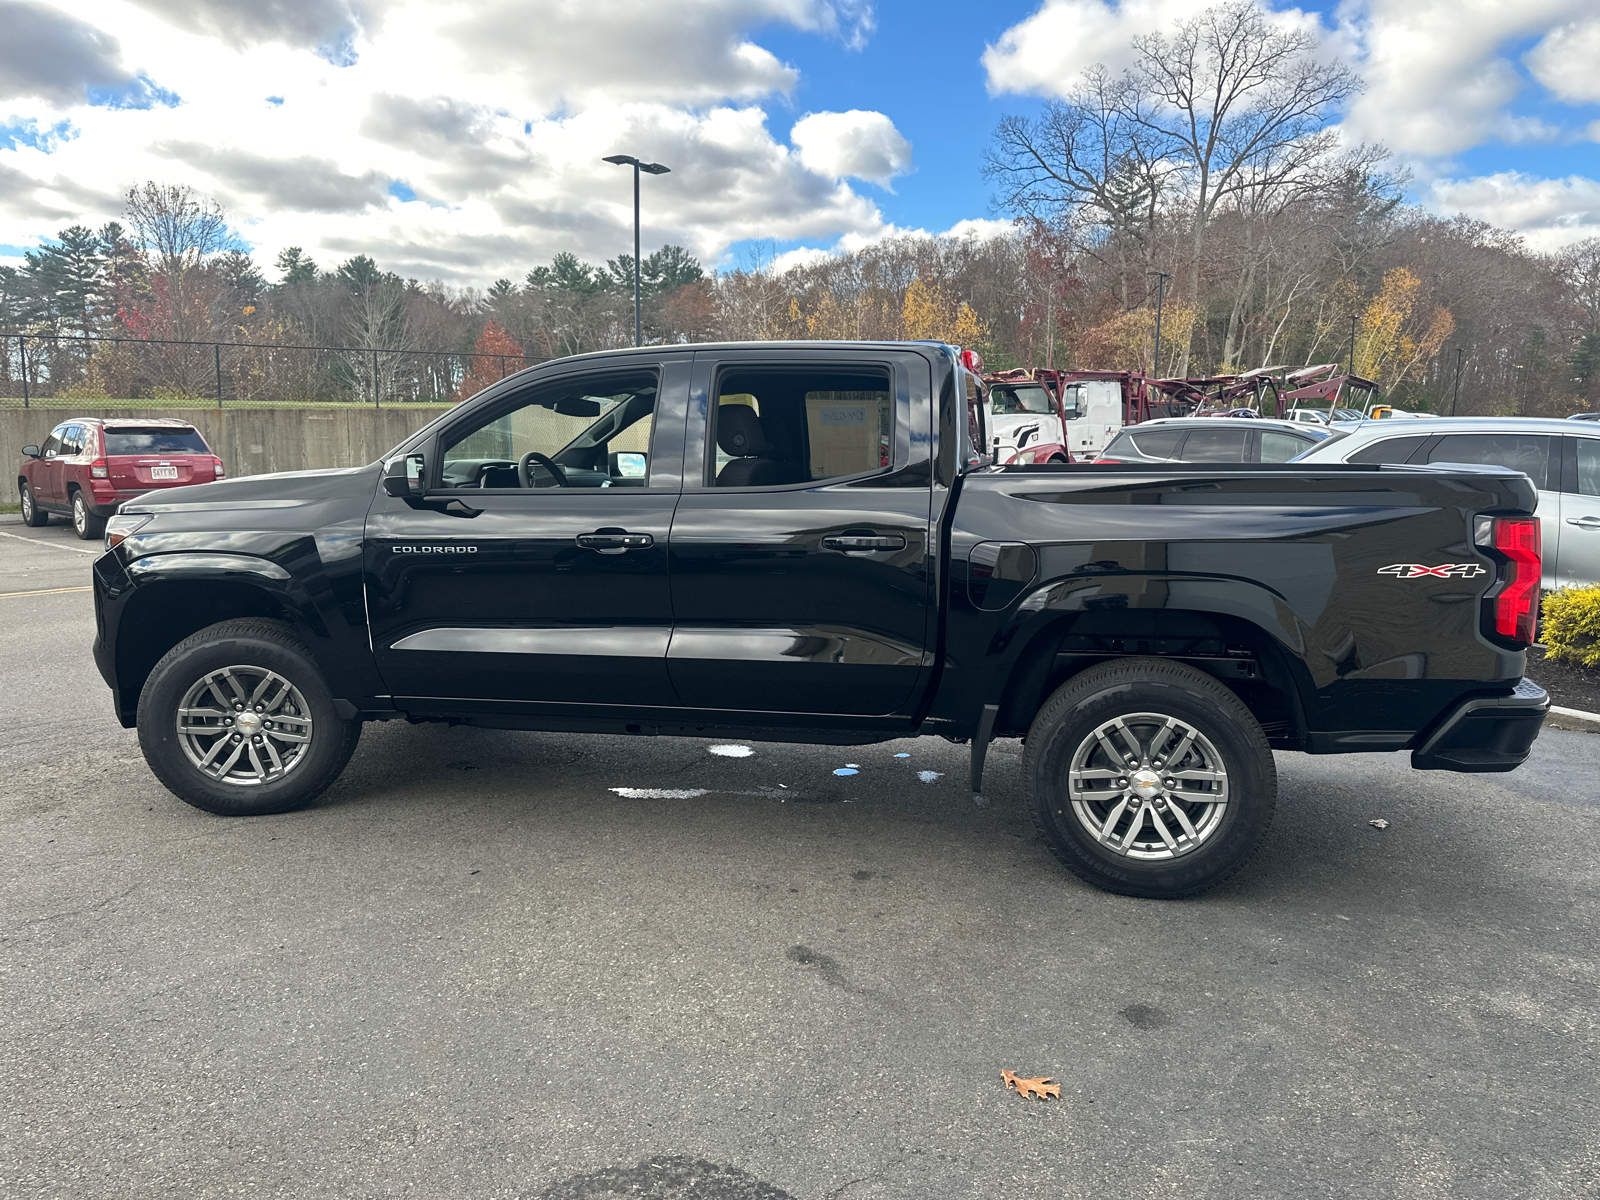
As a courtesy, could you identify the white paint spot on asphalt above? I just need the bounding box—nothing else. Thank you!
[609,788,710,799]
[918,770,943,783]
[709,744,753,757]
[845,762,859,768]
[834,768,858,776]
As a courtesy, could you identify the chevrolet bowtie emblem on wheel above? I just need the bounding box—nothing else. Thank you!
[1377,563,1486,579]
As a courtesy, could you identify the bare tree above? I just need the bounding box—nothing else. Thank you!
[985,67,1171,309]
[123,183,230,343]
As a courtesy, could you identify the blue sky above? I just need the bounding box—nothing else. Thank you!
[2,0,1598,283]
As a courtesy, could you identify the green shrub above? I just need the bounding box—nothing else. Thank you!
[1541,586,1600,668]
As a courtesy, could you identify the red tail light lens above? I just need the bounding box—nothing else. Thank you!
[212,456,225,478]
[1491,517,1540,645]
[90,459,108,479]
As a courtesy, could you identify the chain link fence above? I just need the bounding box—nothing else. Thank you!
[0,332,545,409]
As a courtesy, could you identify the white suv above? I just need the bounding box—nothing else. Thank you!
[1293,416,1600,588]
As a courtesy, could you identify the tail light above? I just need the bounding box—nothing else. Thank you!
[212,456,225,478]
[1477,516,1540,646]
[90,459,108,479]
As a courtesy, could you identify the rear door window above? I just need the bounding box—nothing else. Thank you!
[1424,433,1553,490]
[709,366,893,486]
[1346,435,1428,464]
[104,428,211,455]
[1570,437,1600,496]
[1179,427,1248,462]
[1127,428,1183,459]
[1259,430,1313,462]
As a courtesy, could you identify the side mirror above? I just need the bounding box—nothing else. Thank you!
[21,445,39,458]
[383,453,426,497]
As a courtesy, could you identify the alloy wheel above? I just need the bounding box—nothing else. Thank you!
[1066,711,1230,860]
[175,665,316,786]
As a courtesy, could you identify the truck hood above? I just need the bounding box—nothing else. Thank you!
[991,412,1053,446]
[121,463,381,512]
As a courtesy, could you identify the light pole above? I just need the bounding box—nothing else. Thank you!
[1450,346,1465,416]
[602,154,671,347]
[1147,270,1171,378]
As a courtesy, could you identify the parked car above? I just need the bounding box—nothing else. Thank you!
[1287,406,1367,425]
[1093,417,1342,464]
[94,341,1547,900]
[1293,416,1600,589]
[18,418,224,539]
[1568,412,1600,421]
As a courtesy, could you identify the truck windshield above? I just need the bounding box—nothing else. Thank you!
[991,384,1053,415]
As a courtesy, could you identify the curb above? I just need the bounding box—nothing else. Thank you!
[1547,705,1600,734]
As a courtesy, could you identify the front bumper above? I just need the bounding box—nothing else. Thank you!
[1410,678,1549,772]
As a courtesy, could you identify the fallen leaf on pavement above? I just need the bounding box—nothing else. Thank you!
[1001,1070,1060,1101]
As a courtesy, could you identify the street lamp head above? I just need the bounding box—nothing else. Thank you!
[603,154,671,175]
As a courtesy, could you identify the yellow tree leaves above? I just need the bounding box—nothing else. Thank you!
[1001,1070,1061,1101]
[1078,303,1196,376]
[901,277,989,348]
[1355,268,1455,394]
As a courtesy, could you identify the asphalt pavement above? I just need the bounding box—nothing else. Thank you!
[1,518,1597,1200]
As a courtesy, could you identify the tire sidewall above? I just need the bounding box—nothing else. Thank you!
[72,491,88,537]
[138,627,351,816]
[1030,674,1273,898]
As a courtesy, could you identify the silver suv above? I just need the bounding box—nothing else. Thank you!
[1293,416,1600,588]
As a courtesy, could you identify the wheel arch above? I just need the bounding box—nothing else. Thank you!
[112,567,331,725]
[988,602,1312,751]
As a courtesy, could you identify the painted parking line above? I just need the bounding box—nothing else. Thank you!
[0,529,101,555]
[0,586,93,598]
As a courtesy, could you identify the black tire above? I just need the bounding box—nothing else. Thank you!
[137,618,361,816]
[19,482,47,526]
[1024,656,1276,899]
[70,489,104,540]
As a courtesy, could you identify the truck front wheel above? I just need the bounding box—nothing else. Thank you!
[136,619,361,816]
[1024,657,1276,899]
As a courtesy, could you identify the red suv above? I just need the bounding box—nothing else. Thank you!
[18,418,225,540]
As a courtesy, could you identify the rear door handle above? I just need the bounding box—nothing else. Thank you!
[576,530,653,554]
[822,534,906,552]
[1565,516,1600,530]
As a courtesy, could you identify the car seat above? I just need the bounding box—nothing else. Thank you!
[716,405,802,486]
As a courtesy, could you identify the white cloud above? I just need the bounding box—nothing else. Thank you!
[790,109,910,187]
[1525,19,1600,104]
[1339,0,1592,158]
[0,0,897,284]
[980,0,1326,99]
[1428,172,1600,252]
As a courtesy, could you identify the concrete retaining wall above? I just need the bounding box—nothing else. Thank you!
[2,406,450,504]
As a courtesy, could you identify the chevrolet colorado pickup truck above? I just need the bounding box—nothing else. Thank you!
[91,341,1549,898]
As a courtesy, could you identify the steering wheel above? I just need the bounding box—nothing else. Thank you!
[518,451,569,488]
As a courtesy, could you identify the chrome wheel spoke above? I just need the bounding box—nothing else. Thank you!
[1166,801,1200,841]
[198,735,233,769]
[1149,809,1180,852]
[1120,804,1147,849]
[1097,796,1131,842]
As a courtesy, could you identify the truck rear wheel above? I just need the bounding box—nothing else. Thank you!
[1024,657,1276,899]
[136,619,361,816]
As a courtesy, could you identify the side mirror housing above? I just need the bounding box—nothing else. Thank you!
[383,453,426,497]
[21,445,39,458]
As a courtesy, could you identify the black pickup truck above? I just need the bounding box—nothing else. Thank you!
[91,341,1548,897]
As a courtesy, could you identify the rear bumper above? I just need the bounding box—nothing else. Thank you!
[1410,678,1549,772]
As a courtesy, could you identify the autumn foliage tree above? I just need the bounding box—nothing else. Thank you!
[454,320,527,402]
[1354,268,1454,394]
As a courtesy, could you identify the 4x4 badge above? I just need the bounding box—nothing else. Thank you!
[1377,563,1486,579]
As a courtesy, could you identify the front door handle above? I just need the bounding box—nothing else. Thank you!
[822,534,906,553]
[1565,516,1600,530]
[576,530,653,554]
